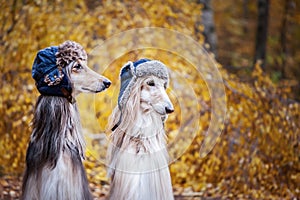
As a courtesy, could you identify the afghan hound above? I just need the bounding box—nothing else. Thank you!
[107,59,174,200]
[21,41,111,200]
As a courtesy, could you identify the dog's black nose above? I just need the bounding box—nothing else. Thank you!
[165,106,174,114]
[103,80,111,88]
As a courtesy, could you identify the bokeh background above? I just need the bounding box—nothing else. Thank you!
[1,0,299,199]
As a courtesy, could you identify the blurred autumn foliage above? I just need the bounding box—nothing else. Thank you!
[0,0,299,199]
[213,0,300,85]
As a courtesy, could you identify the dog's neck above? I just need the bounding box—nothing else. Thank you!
[127,109,165,138]
[107,106,169,176]
[30,96,86,169]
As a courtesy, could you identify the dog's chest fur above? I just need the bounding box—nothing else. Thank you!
[108,111,174,200]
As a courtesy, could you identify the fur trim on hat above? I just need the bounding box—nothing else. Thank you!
[135,60,169,80]
[56,40,87,68]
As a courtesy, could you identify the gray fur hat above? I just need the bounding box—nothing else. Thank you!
[118,58,169,109]
[111,58,169,131]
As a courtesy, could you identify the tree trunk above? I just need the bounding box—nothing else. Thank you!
[197,0,218,57]
[254,0,269,70]
[243,0,249,33]
[280,0,295,78]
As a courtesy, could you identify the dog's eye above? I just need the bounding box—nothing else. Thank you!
[147,80,155,86]
[73,64,82,70]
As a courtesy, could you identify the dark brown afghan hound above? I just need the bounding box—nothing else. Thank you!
[21,41,111,200]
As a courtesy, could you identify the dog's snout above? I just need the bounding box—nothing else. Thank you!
[103,80,111,88]
[165,106,174,114]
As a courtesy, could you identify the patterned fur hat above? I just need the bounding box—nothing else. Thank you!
[32,41,87,102]
[118,58,169,109]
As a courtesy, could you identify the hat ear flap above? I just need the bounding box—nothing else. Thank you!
[120,61,135,78]
[118,61,135,107]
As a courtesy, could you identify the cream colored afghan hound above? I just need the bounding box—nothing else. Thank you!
[107,59,174,200]
[21,41,111,200]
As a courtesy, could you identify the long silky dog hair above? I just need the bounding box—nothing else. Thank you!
[21,41,111,200]
[107,59,174,200]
